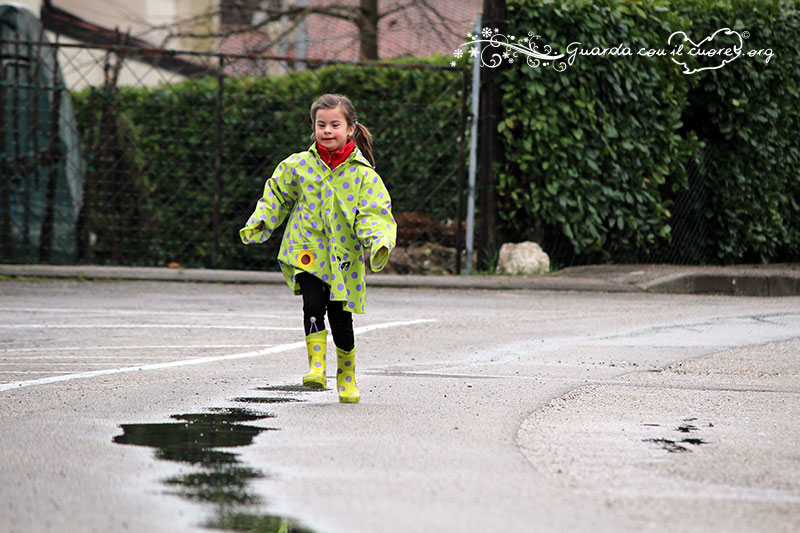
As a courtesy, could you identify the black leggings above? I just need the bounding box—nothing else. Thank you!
[297,273,354,351]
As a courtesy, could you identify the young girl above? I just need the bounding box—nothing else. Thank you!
[240,94,396,404]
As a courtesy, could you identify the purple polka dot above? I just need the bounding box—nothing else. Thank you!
[337,284,345,291]
[347,194,354,201]
[343,182,350,189]
[300,159,306,166]
[356,284,362,291]
[340,236,346,243]
[322,274,329,281]
[351,272,358,279]
[348,302,355,309]
[313,345,321,352]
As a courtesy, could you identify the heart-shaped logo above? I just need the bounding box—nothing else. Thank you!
[668,28,743,75]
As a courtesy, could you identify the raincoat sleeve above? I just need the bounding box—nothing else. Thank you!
[354,171,396,272]
[239,158,298,244]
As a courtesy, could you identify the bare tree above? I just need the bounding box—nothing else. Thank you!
[146,0,469,62]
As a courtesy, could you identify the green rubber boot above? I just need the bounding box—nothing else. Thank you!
[302,329,327,389]
[336,346,360,404]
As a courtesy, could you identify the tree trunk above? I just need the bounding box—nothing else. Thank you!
[359,0,379,60]
[477,0,505,270]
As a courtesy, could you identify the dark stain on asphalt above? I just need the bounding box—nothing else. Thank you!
[230,396,304,404]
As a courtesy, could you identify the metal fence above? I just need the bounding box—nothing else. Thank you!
[1,38,469,271]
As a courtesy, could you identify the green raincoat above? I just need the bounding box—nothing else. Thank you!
[240,144,396,314]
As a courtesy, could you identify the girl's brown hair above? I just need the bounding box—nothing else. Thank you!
[310,94,374,166]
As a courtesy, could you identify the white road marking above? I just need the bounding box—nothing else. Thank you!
[0,307,293,319]
[0,325,298,330]
[0,319,436,392]
[2,345,272,354]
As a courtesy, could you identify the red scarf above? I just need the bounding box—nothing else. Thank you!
[317,139,355,170]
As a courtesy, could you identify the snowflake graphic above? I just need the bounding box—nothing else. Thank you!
[502,51,510,59]
[450,61,456,67]
[469,46,479,57]
[454,48,463,58]
[481,27,493,38]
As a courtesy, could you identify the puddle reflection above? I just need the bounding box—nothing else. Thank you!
[113,407,315,532]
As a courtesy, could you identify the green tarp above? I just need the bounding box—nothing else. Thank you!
[1,3,83,263]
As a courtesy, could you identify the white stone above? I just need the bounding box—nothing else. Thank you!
[495,241,550,275]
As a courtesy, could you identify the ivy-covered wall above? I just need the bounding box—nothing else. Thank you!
[497,0,798,264]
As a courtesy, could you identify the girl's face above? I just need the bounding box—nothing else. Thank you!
[315,106,354,152]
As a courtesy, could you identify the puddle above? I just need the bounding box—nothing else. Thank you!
[113,406,316,532]
[255,385,324,393]
[230,397,304,404]
[643,437,708,453]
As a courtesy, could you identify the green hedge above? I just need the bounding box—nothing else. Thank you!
[678,0,800,262]
[72,59,465,269]
[498,0,799,264]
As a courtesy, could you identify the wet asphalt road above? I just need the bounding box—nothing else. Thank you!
[1,279,799,532]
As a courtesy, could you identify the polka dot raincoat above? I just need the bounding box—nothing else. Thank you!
[240,144,396,314]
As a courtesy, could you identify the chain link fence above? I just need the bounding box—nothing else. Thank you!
[3,37,721,272]
[2,38,469,271]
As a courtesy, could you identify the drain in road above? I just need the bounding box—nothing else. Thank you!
[113,407,315,532]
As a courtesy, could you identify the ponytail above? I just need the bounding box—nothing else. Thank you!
[352,122,375,167]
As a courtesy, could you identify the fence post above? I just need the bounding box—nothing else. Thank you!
[212,54,224,269]
[454,68,469,275]
[38,36,62,263]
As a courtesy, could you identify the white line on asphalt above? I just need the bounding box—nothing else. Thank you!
[0,325,298,330]
[0,307,293,319]
[0,363,142,366]
[1,371,78,375]
[2,345,273,354]
[0,319,436,392]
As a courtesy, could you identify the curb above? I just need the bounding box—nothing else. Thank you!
[1,264,799,296]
